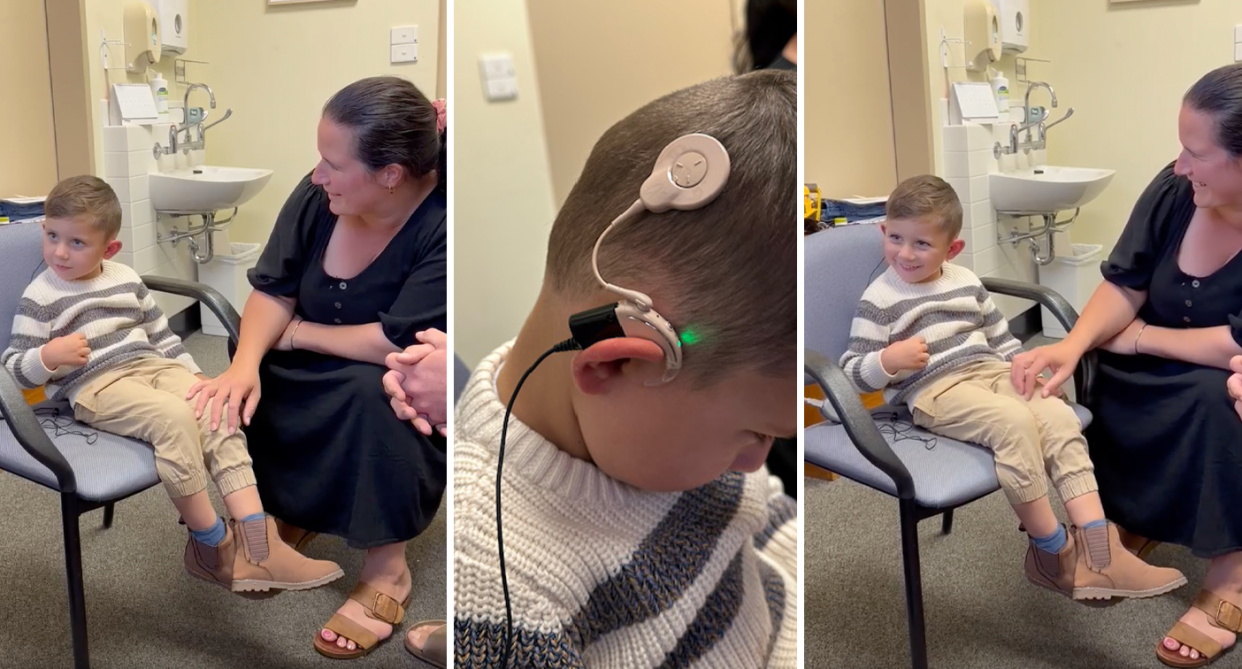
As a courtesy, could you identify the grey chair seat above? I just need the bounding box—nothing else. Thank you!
[0,401,159,503]
[805,403,1092,508]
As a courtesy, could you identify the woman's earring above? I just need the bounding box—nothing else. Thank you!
[389,186,394,195]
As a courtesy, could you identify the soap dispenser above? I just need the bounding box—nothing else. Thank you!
[124,1,161,73]
[963,0,1001,73]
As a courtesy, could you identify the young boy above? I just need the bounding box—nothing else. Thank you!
[1,175,343,594]
[452,71,798,667]
[841,175,1185,603]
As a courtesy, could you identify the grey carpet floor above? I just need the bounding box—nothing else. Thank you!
[804,334,1239,669]
[0,331,445,669]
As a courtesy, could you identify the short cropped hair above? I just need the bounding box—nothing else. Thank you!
[885,175,963,240]
[545,70,796,383]
[44,175,122,239]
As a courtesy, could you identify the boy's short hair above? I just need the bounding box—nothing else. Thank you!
[45,175,122,240]
[545,70,796,384]
[886,175,963,240]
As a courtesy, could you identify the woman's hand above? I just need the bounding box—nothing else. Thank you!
[1227,355,1242,420]
[1099,317,1146,356]
[1011,341,1084,400]
[383,328,448,436]
[273,316,303,352]
[186,363,261,435]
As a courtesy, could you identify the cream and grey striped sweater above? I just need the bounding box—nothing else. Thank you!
[841,263,1022,408]
[2,261,200,403]
[453,343,798,668]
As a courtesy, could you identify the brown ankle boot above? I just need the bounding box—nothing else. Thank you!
[231,515,345,593]
[1071,522,1187,602]
[184,523,236,590]
[1023,524,1076,597]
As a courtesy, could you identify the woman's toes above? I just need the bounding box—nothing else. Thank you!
[407,626,432,650]
[322,628,338,643]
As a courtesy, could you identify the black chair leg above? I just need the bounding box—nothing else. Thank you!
[102,503,114,530]
[61,495,90,669]
[941,509,954,535]
[899,499,929,669]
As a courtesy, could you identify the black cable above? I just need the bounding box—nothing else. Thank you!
[873,410,938,450]
[497,337,581,667]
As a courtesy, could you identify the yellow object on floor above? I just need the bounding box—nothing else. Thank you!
[804,183,822,223]
[22,386,46,405]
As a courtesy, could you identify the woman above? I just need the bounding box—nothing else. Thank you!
[1015,64,1242,667]
[734,0,796,73]
[188,76,447,659]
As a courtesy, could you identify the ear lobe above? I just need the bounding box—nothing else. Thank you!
[570,337,666,396]
[103,240,123,259]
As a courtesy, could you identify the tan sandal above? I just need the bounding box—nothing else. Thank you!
[405,620,447,668]
[312,582,411,660]
[1118,526,1161,560]
[1156,589,1242,667]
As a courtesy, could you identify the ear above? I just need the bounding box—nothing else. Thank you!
[103,239,123,259]
[571,337,666,396]
[879,223,887,237]
[380,164,405,190]
[945,237,966,260]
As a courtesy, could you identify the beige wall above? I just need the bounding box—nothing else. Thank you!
[804,1,896,198]
[525,1,737,206]
[1038,0,1242,248]
[1,1,58,198]
[453,0,558,366]
[190,0,441,245]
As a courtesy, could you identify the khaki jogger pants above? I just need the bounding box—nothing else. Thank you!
[71,356,257,499]
[909,359,1097,505]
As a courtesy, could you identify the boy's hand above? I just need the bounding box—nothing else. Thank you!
[41,333,91,369]
[881,336,929,373]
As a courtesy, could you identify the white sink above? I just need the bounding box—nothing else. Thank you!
[150,166,273,214]
[989,166,1116,214]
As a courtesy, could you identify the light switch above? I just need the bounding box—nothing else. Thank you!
[1235,25,1242,43]
[391,25,418,46]
[391,44,417,64]
[1236,41,1242,63]
[479,53,515,79]
[485,77,518,102]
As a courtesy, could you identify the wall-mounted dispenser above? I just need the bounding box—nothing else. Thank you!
[157,0,188,55]
[963,0,1001,73]
[994,0,1029,54]
[124,1,161,72]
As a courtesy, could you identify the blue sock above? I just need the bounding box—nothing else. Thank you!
[1031,524,1068,554]
[1083,519,1108,531]
[241,512,266,524]
[190,517,227,547]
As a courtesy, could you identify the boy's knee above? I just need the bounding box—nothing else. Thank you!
[153,398,199,435]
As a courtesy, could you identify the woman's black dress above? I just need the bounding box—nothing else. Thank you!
[1088,162,1242,558]
[243,174,447,548]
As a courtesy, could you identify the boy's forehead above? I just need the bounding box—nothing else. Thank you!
[44,215,99,231]
[887,215,951,238]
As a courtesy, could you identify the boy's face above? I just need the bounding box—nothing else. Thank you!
[881,216,964,284]
[572,355,796,493]
[42,216,120,281]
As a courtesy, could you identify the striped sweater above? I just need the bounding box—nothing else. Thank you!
[1,261,200,403]
[453,343,798,668]
[840,263,1022,408]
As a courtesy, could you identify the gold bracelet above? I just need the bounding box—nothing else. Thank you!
[1134,323,1148,355]
[290,319,304,350]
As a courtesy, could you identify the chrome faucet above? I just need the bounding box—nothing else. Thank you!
[994,81,1072,158]
[1023,81,1057,145]
[153,83,232,159]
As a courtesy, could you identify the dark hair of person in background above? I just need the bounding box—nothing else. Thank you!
[734,0,797,73]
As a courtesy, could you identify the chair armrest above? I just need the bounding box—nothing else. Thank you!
[805,349,915,499]
[141,275,240,346]
[0,367,76,494]
[981,277,1098,403]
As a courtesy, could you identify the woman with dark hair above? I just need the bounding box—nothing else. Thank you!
[735,0,797,73]
[1016,63,1242,667]
[188,75,447,660]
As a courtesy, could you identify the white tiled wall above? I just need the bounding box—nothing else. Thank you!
[942,120,1040,320]
[101,124,198,319]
